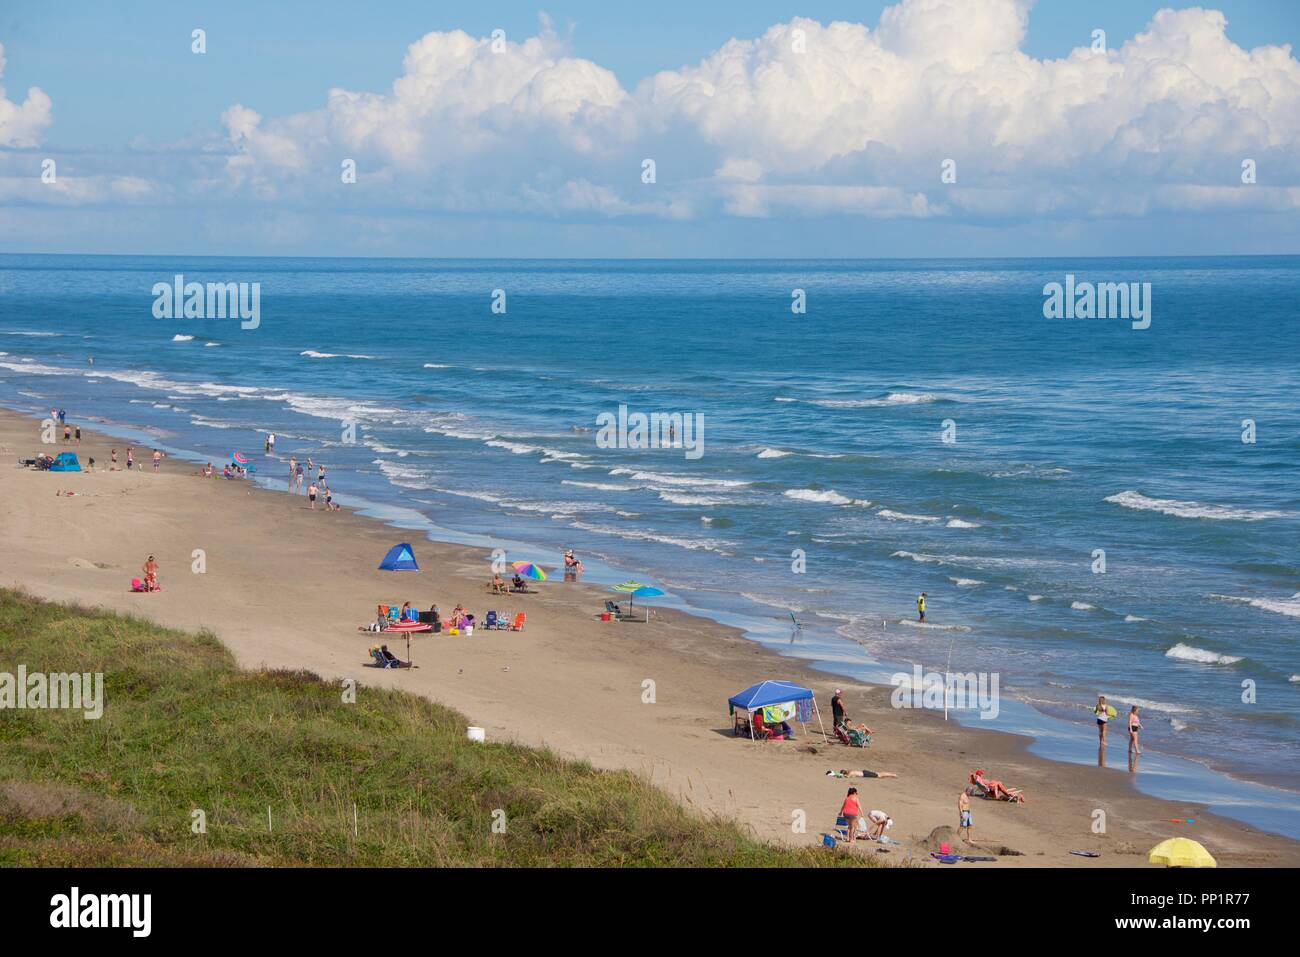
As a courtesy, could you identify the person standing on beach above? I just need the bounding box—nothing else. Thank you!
[74,427,81,444]
[1094,695,1112,744]
[126,447,134,470]
[308,482,318,509]
[110,448,118,470]
[831,689,848,728]
[63,423,71,443]
[839,787,861,844]
[917,593,927,621]
[142,555,159,590]
[288,458,296,492]
[152,449,162,472]
[1127,705,1142,755]
[958,790,973,843]
[295,461,305,493]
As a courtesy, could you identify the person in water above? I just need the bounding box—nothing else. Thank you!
[1094,695,1112,744]
[1127,705,1142,755]
[917,593,927,621]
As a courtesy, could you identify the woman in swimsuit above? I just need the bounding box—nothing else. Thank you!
[1127,705,1142,755]
[1094,695,1110,744]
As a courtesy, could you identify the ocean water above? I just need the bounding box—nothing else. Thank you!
[3,254,1298,834]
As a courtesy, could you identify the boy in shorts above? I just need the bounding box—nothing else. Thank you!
[958,790,973,842]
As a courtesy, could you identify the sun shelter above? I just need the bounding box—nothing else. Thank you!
[379,543,420,571]
[728,679,827,743]
[49,452,81,472]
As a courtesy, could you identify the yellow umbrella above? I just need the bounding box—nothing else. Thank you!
[1148,837,1216,868]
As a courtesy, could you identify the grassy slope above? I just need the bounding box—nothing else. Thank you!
[0,589,864,867]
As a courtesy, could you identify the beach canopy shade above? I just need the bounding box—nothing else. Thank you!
[511,562,547,581]
[1148,838,1216,868]
[631,586,665,599]
[612,581,645,593]
[49,452,81,472]
[232,451,250,465]
[378,543,420,571]
[728,680,815,711]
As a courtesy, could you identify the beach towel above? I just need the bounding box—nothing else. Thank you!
[930,852,961,864]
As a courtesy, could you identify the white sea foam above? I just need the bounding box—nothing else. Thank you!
[171,334,194,342]
[375,459,436,490]
[1105,490,1289,521]
[949,577,983,587]
[784,488,870,506]
[891,550,945,565]
[878,508,941,523]
[1123,696,1194,715]
[1124,614,1149,622]
[423,363,451,368]
[896,620,971,632]
[808,391,940,408]
[657,491,738,506]
[1209,592,1300,619]
[204,341,220,347]
[568,520,734,554]
[1071,601,1096,611]
[561,480,637,492]
[946,518,981,528]
[1165,642,1243,666]
[757,447,792,458]
[609,468,750,490]
[301,349,378,360]
[740,592,804,613]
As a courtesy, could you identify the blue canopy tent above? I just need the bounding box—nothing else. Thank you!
[49,452,81,472]
[379,543,420,571]
[727,679,826,743]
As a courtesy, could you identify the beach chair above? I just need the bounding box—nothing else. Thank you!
[487,610,509,630]
[604,600,632,620]
[833,816,853,843]
[508,612,526,632]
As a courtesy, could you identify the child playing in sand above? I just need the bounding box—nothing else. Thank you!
[958,790,972,842]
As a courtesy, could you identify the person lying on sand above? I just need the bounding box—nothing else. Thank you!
[826,769,898,779]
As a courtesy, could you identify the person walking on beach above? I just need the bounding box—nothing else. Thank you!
[831,688,848,729]
[1093,695,1113,744]
[288,457,297,492]
[958,790,973,843]
[111,448,118,470]
[63,423,71,443]
[152,449,162,472]
[917,593,927,622]
[126,447,134,470]
[74,427,81,444]
[308,482,318,509]
[295,461,305,493]
[839,787,861,844]
[1127,705,1142,755]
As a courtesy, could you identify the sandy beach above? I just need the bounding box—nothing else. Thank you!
[2,407,1296,868]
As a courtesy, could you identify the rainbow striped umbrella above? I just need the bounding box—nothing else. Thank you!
[232,451,250,465]
[511,562,548,581]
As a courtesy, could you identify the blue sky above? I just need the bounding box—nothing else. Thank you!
[1,0,1298,257]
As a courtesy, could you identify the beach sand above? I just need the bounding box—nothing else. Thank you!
[2,408,1295,867]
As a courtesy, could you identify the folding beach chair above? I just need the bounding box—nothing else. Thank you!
[508,613,526,632]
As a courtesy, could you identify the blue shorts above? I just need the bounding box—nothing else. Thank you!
[960,810,972,827]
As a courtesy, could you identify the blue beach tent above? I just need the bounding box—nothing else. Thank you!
[727,679,827,741]
[49,452,81,472]
[379,543,420,571]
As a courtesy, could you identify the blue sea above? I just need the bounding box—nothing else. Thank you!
[3,254,1298,836]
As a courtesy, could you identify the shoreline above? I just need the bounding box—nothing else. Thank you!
[2,406,1298,866]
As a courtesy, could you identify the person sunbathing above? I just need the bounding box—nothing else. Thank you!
[489,574,508,595]
[971,770,1025,803]
[826,769,898,779]
[511,575,527,591]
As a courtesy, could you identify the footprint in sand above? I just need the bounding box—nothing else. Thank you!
[68,558,114,570]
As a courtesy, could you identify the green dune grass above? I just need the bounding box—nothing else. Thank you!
[0,589,865,867]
